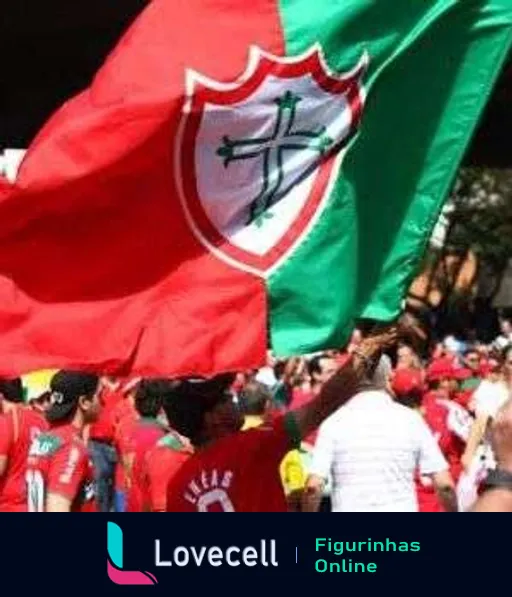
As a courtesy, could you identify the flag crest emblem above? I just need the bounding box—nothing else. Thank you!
[176,44,368,276]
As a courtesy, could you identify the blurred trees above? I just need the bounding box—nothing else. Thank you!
[407,168,512,341]
[447,168,512,298]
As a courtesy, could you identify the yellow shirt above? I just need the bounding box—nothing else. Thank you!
[280,449,307,495]
[242,415,308,495]
[242,415,264,430]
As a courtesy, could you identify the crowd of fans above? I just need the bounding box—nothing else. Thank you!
[0,317,512,512]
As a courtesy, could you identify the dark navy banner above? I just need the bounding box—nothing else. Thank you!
[0,515,502,594]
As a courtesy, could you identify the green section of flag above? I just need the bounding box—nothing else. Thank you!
[268,0,512,355]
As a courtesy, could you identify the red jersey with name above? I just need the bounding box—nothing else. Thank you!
[126,418,167,512]
[0,407,48,512]
[143,433,193,511]
[26,424,96,512]
[166,415,299,512]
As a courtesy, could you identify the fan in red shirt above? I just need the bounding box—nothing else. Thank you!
[423,397,472,479]
[393,363,471,512]
[0,379,48,512]
[423,357,459,405]
[111,379,140,512]
[142,430,193,512]
[423,360,472,480]
[133,381,194,512]
[26,371,101,512]
[165,328,397,512]
[87,376,125,512]
[125,380,169,512]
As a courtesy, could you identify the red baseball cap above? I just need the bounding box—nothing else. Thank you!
[453,367,473,381]
[426,357,457,382]
[479,358,500,377]
[392,369,424,397]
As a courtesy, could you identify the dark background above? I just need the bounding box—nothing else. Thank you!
[0,514,506,595]
[1,0,511,167]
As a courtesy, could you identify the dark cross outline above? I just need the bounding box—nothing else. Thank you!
[217,90,333,227]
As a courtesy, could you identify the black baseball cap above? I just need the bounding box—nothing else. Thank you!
[46,371,99,423]
[162,373,235,441]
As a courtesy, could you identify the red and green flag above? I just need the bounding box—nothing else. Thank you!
[0,0,510,377]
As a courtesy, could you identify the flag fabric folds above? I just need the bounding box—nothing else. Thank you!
[0,0,510,377]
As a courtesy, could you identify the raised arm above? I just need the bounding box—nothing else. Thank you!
[461,414,488,471]
[293,327,397,441]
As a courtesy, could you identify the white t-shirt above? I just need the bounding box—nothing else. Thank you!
[310,391,447,512]
[473,380,509,419]
[473,380,510,470]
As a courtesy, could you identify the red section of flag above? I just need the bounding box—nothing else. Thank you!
[0,0,285,377]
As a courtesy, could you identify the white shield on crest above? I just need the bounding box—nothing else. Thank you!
[175,44,368,277]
